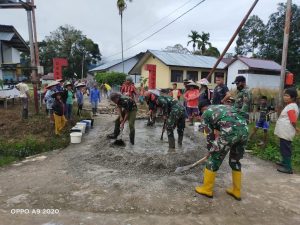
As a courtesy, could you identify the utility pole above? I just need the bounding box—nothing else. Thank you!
[121,12,125,73]
[278,0,292,109]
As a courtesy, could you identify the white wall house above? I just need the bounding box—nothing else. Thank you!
[226,56,281,90]
[0,25,29,82]
[89,53,144,84]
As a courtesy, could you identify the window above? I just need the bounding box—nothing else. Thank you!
[187,71,198,81]
[171,70,183,82]
[201,71,211,82]
[214,72,225,83]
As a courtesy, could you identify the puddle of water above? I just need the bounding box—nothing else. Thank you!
[121,120,201,155]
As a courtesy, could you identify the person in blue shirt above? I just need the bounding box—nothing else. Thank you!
[90,83,101,116]
[76,84,84,117]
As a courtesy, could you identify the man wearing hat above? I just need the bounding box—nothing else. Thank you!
[64,82,75,120]
[232,76,252,123]
[107,92,137,145]
[52,91,67,135]
[120,77,137,99]
[15,81,30,119]
[144,90,159,126]
[44,81,59,123]
[184,81,200,125]
[76,83,85,117]
[156,95,185,149]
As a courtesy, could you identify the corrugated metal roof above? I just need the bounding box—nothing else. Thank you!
[90,58,127,72]
[149,50,227,69]
[238,56,281,71]
[0,32,14,41]
[0,25,29,52]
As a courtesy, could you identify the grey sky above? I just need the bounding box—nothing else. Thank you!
[0,0,299,61]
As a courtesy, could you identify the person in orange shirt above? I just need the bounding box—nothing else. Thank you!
[184,81,200,125]
[120,77,137,99]
[169,83,181,100]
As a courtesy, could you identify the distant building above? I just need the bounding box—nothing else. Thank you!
[129,49,227,89]
[226,56,281,89]
[0,25,29,83]
[89,53,144,83]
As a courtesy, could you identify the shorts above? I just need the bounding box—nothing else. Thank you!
[187,107,199,117]
[256,120,269,130]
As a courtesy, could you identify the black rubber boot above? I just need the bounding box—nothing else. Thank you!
[178,135,183,146]
[107,133,118,139]
[130,130,135,145]
[168,136,175,149]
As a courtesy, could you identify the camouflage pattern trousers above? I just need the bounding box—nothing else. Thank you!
[166,105,185,138]
[206,127,248,172]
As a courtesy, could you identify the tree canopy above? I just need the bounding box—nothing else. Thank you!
[39,25,101,79]
[164,44,191,54]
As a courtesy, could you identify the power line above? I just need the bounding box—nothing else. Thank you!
[125,0,195,44]
[106,0,207,59]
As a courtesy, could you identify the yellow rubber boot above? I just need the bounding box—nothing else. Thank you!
[195,168,216,198]
[226,170,242,201]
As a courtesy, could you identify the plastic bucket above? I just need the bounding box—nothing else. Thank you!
[81,120,90,130]
[70,132,82,144]
[83,118,94,128]
[82,120,92,128]
[194,122,201,132]
[76,122,86,133]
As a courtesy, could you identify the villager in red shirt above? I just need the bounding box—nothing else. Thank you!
[120,77,137,99]
[169,83,182,100]
[184,81,200,125]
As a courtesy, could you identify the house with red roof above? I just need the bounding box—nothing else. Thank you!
[225,56,281,89]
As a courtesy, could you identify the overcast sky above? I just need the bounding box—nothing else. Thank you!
[1,0,299,61]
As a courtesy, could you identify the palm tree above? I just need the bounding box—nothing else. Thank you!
[187,30,200,52]
[197,32,211,54]
[117,0,132,73]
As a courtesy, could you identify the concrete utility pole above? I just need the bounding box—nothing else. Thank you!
[278,0,292,109]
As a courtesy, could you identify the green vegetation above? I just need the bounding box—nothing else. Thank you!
[248,122,300,172]
[95,71,126,86]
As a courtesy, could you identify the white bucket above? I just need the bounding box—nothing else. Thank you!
[70,132,82,144]
[194,122,201,132]
[76,122,86,133]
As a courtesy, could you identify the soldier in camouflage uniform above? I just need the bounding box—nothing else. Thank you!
[232,76,252,123]
[156,95,185,149]
[144,90,159,126]
[107,93,137,145]
[195,105,248,201]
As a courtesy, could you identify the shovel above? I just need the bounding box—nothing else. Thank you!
[113,128,125,146]
[174,154,209,173]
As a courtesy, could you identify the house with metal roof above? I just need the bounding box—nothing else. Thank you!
[89,53,144,83]
[0,25,29,82]
[225,56,281,89]
[129,49,227,89]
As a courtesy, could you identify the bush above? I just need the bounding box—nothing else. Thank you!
[95,72,126,86]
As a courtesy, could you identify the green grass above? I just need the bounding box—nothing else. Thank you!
[248,121,300,172]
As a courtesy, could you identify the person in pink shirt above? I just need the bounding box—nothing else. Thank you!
[184,81,200,125]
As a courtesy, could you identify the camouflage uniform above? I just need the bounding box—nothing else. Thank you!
[113,95,137,144]
[233,87,252,123]
[202,105,249,171]
[156,96,185,148]
[145,93,158,126]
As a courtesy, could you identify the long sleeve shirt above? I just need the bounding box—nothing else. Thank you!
[76,90,84,105]
[90,88,101,102]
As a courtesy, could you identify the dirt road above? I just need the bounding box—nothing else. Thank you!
[0,115,300,225]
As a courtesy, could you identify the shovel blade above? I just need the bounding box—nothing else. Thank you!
[174,165,192,173]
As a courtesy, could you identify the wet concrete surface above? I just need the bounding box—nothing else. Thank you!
[0,114,300,225]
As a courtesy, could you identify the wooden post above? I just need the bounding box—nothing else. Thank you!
[278,0,292,109]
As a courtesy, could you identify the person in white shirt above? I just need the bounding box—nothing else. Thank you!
[274,88,299,174]
[16,82,30,119]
